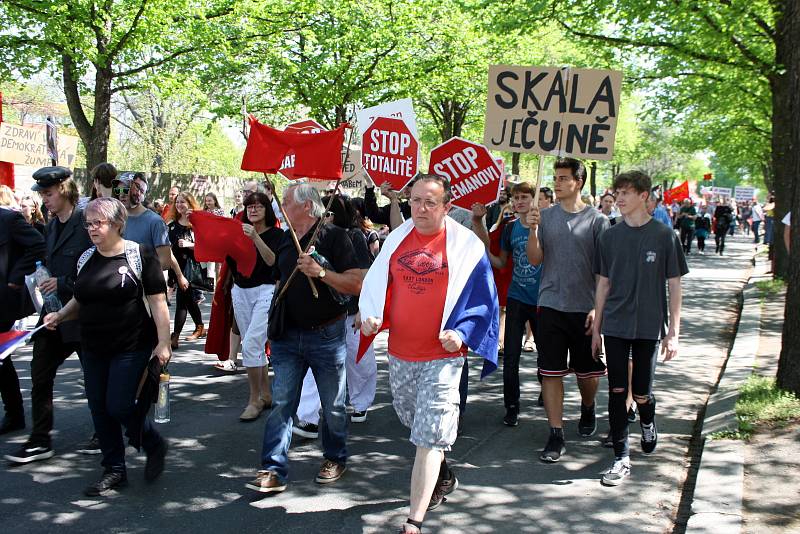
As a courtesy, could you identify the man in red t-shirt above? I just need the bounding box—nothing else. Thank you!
[362,175,469,534]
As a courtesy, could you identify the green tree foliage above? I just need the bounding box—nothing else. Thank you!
[0,0,288,169]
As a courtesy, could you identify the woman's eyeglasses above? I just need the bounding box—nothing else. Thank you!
[83,219,110,230]
[112,186,130,196]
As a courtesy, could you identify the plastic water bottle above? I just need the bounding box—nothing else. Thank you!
[154,372,171,423]
[33,261,62,313]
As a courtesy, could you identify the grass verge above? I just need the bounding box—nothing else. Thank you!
[711,375,800,440]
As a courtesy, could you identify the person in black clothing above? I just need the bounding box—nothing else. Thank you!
[0,207,46,435]
[226,192,283,422]
[167,192,205,348]
[694,205,712,254]
[714,202,734,255]
[246,184,362,494]
[4,168,92,463]
[364,182,411,230]
[44,197,171,496]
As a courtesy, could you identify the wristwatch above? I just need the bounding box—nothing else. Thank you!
[318,269,326,279]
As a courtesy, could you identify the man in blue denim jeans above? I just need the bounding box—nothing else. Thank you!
[246,184,362,493]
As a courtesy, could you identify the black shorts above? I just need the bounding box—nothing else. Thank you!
[537,306,606,379]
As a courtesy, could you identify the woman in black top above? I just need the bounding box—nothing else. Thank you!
[225,192,283,421]
[167,192,204,347]
[44,197,171,497]
[714,202,734,255]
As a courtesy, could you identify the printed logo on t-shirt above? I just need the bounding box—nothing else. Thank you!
[397,249,447,295]
[645,251,657,263]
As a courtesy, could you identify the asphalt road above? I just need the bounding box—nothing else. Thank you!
[0,235,754,533]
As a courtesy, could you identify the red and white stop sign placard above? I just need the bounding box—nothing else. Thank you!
[278,119,327,179]
[429,137,503,209]
[362,117,418,191]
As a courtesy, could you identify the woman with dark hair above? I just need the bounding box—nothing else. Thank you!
[294,194,375,435]
[90,163,117,199]
[203,193,225,217]
[168,192,205,347]
[350,197,380,258]
[227,192,283,421]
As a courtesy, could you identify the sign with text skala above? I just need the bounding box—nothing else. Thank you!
[484,65,623,160]
[429,137,502,209]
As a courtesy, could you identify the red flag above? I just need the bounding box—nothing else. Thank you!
[0,92,13,188]
[241,116,347,179]
[703,173,713,181]
[664,181,690,204]
[188,211,256,278]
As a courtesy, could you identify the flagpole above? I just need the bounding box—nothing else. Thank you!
[531,154,545,208]
[274,107,357,304]
[241,110,319,297]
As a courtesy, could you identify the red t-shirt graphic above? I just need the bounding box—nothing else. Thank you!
[387,227,466,361]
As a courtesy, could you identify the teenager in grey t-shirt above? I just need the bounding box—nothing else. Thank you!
[538,204,609,313]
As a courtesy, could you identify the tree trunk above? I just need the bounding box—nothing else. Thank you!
[590,161,597,197]
[511,152,520,175]
[775,0,800,395]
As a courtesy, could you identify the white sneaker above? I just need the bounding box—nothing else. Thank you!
[213,360,237,372]
[601,457,631,486]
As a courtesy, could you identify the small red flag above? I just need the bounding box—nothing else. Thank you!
[188,211,257,278]
[703,173,713,181]
[0,92,14,189]
[241,116,347,179]
[664,181,690,204]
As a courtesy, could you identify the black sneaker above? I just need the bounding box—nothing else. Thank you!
[539,432,566,463]
[578,403,597,437]
[350,411,367,423]
[640,421,657,454]
[503,409,519,427]
[77,434,101,455]
[428,483,446,511]
[627,405,637,423]
[84,470,128,496]
[4,443,55,464]
[144,439,168,482]
[292,421,319,439]
[600,430,614,448]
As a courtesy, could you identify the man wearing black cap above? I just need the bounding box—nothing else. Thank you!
[112,173,185,286]
[5,167,92,463]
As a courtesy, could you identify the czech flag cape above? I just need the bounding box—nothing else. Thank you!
[357,217,500,378]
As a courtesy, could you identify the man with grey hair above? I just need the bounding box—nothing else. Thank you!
[247,184,363,493]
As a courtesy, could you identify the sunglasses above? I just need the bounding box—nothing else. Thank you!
[113,186,130,195]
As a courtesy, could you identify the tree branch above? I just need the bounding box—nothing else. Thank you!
[108,0,150,58]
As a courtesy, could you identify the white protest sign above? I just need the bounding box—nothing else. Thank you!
[308,145,364,191]
[734,186,755,201]
[0,123,79,168]
[712,186,732,197]
[356,98,419,138]
[484,65,623,160]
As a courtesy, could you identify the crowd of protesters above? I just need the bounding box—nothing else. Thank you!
[1,156,790,534]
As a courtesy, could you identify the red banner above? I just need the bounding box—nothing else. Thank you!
[188,211,256,278]
[703,173,713,181]
[0,91,13,189]
[664,181,690,204]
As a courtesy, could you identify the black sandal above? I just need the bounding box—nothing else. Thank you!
[398,518,423,533]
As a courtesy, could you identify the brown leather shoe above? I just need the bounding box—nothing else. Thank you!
[170,333,179,350]
[185,325,205,341]
[315,459,346,484]
[245,470,286,493]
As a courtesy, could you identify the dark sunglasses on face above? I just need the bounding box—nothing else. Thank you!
[113,186,130,195]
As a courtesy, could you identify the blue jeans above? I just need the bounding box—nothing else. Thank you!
[752,220,761,243]
[83,348,162,473]
[260,318,348,481]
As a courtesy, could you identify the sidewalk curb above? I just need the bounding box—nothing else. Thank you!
[686,248,770,534]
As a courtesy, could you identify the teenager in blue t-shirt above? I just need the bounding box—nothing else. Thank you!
[472,181,548,427]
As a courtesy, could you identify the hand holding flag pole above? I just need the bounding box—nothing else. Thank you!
[274,107,357,304]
